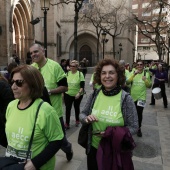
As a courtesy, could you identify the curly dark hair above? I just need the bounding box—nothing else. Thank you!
[94,58,125,87]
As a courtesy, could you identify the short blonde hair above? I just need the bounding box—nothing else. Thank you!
[70,60,79,67]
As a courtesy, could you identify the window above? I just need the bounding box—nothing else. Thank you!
[80,0,94,12]
[142,3,151,8]
[143,47,150,50]
[142,29,150,34]
[162,8,167,13]
[142,12,151,16]
[151,34,156,39]
[132,4,138,9]
[133,13,138,16]
[141,38,150,43]
[152,8,165,14]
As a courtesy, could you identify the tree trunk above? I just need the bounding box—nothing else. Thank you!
[112,36,116,59]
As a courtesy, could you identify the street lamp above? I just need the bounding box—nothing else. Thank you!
[132,48,136,62]
[160,42,163,61]
[144,53,147,61]
[138,53,141,60]
[74,0,83,60]
[40,0,50,58]
[101,31,107,59]
[158,0,163,6]
[119,43,123,60]
[167,30,170,65]
[30,18,41,25]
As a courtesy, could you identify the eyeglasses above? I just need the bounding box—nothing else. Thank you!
[137,63,143,66]
[11,80,25,87]
[70,65,76,68]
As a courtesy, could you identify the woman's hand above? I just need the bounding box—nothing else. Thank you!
[134,70,139,75]
[85,115,98,123]
[142,76,146,81]
[75,93,81,99]
[24,160,36,170]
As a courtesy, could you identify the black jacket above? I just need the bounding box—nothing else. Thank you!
[0,79,14,147]
[0,80,14,123]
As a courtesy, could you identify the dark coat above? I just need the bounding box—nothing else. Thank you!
[0,79,14,147]
[96,126,136,170]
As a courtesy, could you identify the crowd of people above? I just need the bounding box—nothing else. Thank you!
[0,45,169,170]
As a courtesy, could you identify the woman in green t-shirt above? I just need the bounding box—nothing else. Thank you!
[79,58,138,170]
[5,65,64,170]
[64,60,85,129]
[126,59,152,137]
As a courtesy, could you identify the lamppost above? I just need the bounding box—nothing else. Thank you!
[101,31,107,59]
[40,0,50,58]
[167,30,170,65]
[119,43,123,60]
[74,0,83,60]
[144,53,147,61]
[160,42,163,61]
[138,53,141,60]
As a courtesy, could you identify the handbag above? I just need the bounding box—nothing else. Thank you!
[0,101,44,170]
[78,123,90,149]
[78,90,97,149]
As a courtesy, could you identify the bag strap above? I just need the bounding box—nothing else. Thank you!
[25,101,44,161]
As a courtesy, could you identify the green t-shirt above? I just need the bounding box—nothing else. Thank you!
[32,59,66,117]
[130,70,151,101]
[89,73,101,90]
[144,66,152,76]
[152,65,157,70]
[66,71,85,96]
[91,91,124,149]
[125,69,131,88]
[5,99,64,170]
[131,68,136,73]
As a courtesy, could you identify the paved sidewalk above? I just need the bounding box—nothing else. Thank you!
[1,73,170,170]
[55,74,170,170]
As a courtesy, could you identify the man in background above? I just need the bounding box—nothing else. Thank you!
[30,43,73,161]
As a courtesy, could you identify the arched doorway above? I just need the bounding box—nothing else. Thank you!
[12,0,33,63]
[79,45,92,66]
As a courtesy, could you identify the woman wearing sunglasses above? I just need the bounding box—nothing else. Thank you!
[5,65,64,170]
[126,59,152,137]
[64,60,85,129]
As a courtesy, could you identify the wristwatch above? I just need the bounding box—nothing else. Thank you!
[48,89,51,95]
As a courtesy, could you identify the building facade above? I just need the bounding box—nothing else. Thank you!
[132,0,169,63]
[0,0,135,69]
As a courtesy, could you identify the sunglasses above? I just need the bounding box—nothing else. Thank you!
[11,79,25,87]
[137,64,143,66]
[70,65,76,68]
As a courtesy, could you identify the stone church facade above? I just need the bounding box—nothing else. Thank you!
[0,0,134,69]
